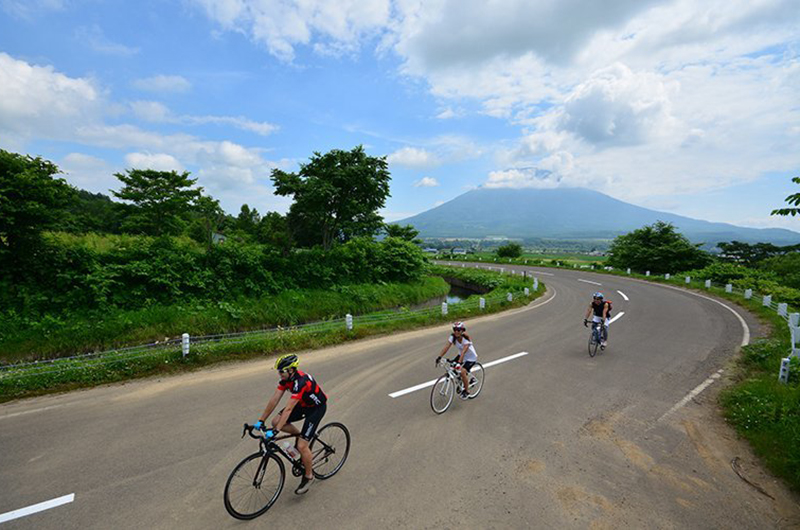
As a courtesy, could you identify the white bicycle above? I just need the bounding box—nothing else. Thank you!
[430,358,484,414]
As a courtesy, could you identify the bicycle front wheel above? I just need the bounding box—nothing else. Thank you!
[224,452,285,520]
[311,422,351,480]
[588,333,599,358]
[431,374,454,414]
[467,362,485,399]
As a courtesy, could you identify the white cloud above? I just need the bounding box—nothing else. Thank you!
[124,152,185,172]
[413,176,439,187]
[387,147,437,168]
[190,0,391,61]
[76,25,140,56]
[2,0,65,19]
[130,100,278,135]
[60,153,118,193]
[0,53,103,142]
[132,75,192,93]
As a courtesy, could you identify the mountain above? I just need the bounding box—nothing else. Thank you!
[398,187,800,245]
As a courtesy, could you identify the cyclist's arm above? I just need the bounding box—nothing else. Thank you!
[257,388,285,423]
[273,395,300,432]
[602,302,609,320]
[585,305,592,320]
[437,341,452,359]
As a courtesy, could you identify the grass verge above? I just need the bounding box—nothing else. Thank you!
[0,268,542,402]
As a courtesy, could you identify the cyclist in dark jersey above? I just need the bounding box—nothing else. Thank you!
[253,354,327,495]
[584,291,611,348]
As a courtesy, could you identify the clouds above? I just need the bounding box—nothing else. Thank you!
[132,75,192,93]
[387,147,437,168]
[190,0,391,61]
[76,25,140,56]
[413,177,439,187]
[130,100,278,136]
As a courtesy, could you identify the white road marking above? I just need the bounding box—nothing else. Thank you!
[616,290,629,301]
[534,271,555,276]
[658,370,723,422]
[578,279,602,286]
[0,404,66,421]
[0,494,75,523]
[608,311,625,325]
[648,282,750,347]
[389,352,529,398]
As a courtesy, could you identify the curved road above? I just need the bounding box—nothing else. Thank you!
[0,265,792,528]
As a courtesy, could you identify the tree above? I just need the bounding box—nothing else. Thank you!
[271,146,391,250]
[112,169,202,236]
[607,221,711,274]
[236,204,261,236]
[384,223,420,243]
[717,241,783,266]
[190,195,226,248]
[496,242,523,258]
[0,150,75,258]
[772,176,800,216]
[256,211,293,254]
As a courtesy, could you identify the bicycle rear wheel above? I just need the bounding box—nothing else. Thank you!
[224,452,285,520]
[431,374,454,414]
[311,422,351,480]
[467,362,484,399]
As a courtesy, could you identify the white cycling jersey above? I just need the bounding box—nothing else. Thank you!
[449,335,478,362]
[591,315,610,327]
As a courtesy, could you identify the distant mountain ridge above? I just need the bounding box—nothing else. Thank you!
[398,187,800,245]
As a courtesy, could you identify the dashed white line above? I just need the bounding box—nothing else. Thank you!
[389,352,529,398]
[658,370,723,422]
[578,279,602,286]
[0,494,75,523]
[616,290,629,301]
[608,311,625,325]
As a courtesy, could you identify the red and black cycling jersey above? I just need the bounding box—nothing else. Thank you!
[277,370,327,408]
[592,300,612,317]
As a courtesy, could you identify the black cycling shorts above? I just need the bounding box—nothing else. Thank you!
[462,361,476,372]
[283,402,326,441]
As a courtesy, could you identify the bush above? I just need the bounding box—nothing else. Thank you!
[496,243,523,258]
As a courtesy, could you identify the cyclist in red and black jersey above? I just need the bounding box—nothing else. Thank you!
[253,354,327,495]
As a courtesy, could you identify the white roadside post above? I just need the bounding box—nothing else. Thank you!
[626,268,631,275]
[479,297,486,310]
[779,358,791,384]
[665,273,670,280]
[524,287,530,296]
[646,271,650,277]
[442,302,448,316]
[346,314,353,331]
[778,303,788,317]
[685,276,691,284]
[705,280,712,289]
[763,295,772,307]
[182,333,190,358]
[745,289,752,299]
[790,313,800,356]
[725,284,732,293]
[507,293,513,302]
[533,278,539,290]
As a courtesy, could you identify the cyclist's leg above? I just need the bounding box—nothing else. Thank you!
[272,406,305,436]
[603,318,610,342]
[297,404,326,480]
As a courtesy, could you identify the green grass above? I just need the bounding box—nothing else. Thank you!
[0,267,543,402]
[442,252,607,267]
[0,277,450,363]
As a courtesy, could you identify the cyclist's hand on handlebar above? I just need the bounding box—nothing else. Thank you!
[435,356,441,367]
[264,429,278,440]
[254,420,264,431]
[583,319,588,327]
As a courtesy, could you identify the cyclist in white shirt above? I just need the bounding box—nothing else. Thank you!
[436,321,478,399]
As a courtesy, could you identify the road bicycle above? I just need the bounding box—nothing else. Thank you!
[223,421,351,520]
[587,320,606,357]
[430,358,484,414]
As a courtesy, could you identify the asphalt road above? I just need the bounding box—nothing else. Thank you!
[0,265,794,528]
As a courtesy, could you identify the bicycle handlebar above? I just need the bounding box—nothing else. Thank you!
[242,423,262,440]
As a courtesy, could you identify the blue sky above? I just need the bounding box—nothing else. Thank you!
[1,0,799,233]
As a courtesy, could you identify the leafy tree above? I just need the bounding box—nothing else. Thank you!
[0,150,75,258]
[271,146,391,250]
[236,204,261,236]
[607,221,711,274]
[63,190,128,234]
[189,195,226,248]
[717,241,783,266]
[384,223,420,243]
[772,176,800,216]
[758,253,800,290]
[112,169,202,236]
[496,242,523,258]
[256,211,293,254]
